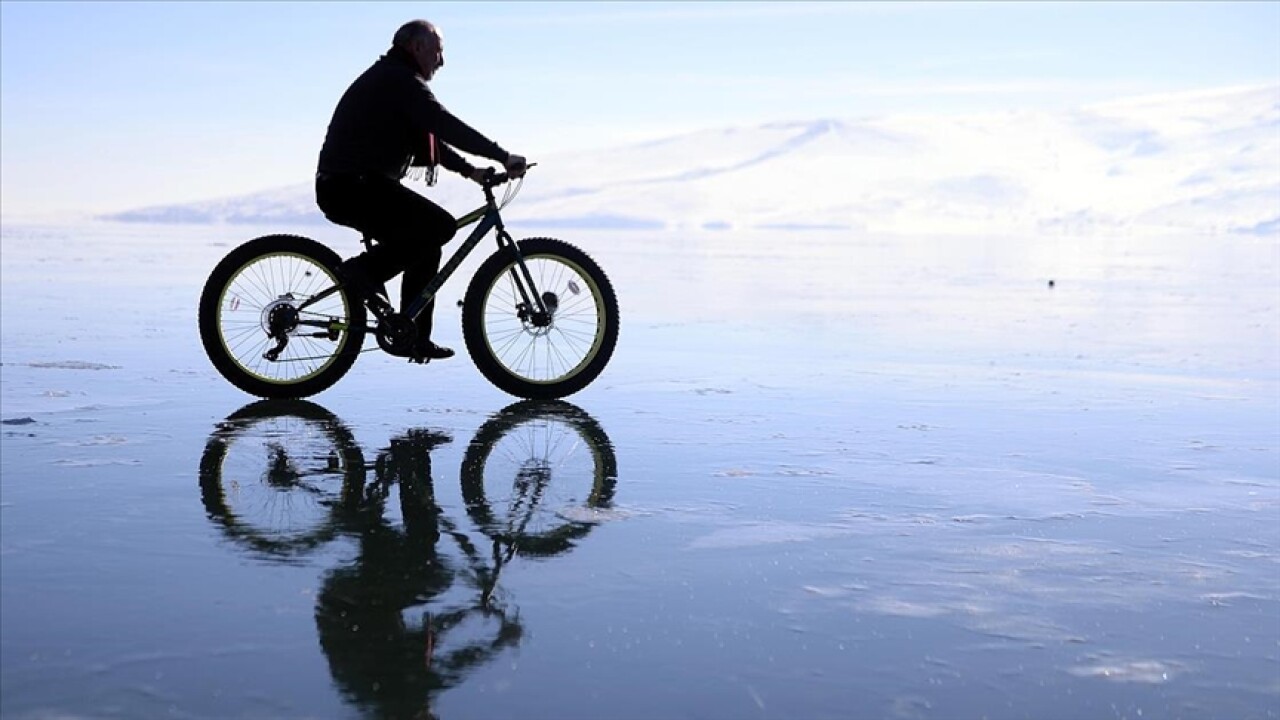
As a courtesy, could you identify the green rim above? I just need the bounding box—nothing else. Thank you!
[216,252,354,386]
[481,254,606,385]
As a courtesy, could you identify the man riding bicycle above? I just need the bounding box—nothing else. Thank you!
[315,19,527,362]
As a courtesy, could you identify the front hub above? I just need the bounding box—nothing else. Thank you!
[517,292,560,334]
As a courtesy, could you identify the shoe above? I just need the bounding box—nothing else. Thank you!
[408,341,455,364]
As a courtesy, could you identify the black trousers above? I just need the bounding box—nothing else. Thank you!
[315,174,457,341]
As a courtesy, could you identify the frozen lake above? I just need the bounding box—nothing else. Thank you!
[2,220,1278,719]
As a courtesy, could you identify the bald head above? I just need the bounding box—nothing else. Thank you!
[393,20,445,80]
[393,20,438,49]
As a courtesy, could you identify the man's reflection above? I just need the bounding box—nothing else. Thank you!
[318,428,503,720]
[199,400,617,719]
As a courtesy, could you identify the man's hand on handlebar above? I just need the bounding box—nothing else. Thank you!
[468,157,532,186]
[505,154,527,178]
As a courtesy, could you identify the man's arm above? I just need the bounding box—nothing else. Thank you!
[409,86,509,163]
[436,141,476,177]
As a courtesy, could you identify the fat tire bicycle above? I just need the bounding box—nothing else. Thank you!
[198,169,619,400]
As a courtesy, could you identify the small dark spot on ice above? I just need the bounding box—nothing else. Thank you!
[2,417,36,425]
[1048,279,1056,288]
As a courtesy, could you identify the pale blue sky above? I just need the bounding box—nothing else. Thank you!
[2,1,1277,216]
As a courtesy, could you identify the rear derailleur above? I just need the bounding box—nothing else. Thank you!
[262,296,299,361]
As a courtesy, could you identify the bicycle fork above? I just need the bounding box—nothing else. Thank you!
[496,230,556,328]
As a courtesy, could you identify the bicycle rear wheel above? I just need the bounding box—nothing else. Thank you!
[462,238,619,400]
[199,234,366,399]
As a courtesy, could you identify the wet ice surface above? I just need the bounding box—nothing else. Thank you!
[1,222,1278,719]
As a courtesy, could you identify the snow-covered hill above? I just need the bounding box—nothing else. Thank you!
[105,85,1280,236]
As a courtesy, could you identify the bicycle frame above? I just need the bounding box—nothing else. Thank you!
[403,200,531,324]
[297,178,549,332]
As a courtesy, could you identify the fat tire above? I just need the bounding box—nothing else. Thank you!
[199,234,365,399]
[462,238,619,399]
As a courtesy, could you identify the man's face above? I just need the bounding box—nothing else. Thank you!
[412,31,444,80]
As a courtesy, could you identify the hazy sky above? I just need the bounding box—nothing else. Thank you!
[2,1,1277,217]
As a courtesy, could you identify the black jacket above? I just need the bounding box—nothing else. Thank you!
[317,47,508,180]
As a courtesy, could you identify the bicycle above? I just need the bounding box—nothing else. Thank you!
[198,168,620,400]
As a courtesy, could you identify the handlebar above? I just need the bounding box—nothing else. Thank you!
[483,162,536,188]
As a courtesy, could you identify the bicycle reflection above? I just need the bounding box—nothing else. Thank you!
[198,399,618,719]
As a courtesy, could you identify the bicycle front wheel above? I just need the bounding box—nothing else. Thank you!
[462,238,619,400]
[199,234,366,399]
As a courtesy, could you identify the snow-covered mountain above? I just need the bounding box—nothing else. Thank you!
[105,85,1280,236]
